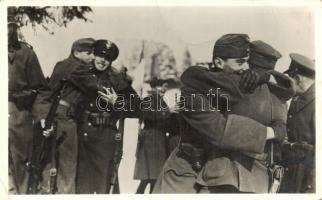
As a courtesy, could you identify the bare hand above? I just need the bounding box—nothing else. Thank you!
[40,119,53,137]
[169,104,180,113]
[98,87,118,105]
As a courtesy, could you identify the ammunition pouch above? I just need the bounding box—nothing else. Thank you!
[177,142,206,172]
[85,110,114,128]
[9,90,37,111]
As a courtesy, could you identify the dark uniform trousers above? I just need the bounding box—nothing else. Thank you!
[9,103,34,194]
[8,42,48,194]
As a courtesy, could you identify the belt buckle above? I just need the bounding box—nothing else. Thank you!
[115,132,122,140]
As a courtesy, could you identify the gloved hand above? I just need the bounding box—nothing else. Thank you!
[239,69,270,93]
[11,90,37,111]
[281,142,310,164]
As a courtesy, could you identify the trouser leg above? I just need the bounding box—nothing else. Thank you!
[39,106,78,194]
[149,179,156,194]
[136,180,149,194]
[9,109,34,194]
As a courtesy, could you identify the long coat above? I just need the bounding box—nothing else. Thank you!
[8,42,48,194]
[67,65,140,194]
[282,84,315,193]
[134,93,170,180]
[153,66,294,193]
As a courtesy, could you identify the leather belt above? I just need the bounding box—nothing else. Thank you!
[84,110,116,128]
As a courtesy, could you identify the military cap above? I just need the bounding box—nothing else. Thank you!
[149,76,166,88]
[213,33,250,59]
[284,53,315,78]
[249,40,282,70]
[71,38,95,52]
[93,39,119,62]
[7,7,18,25]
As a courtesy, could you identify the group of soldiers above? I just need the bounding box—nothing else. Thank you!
[8,11,315,194]
[152,34,315,193]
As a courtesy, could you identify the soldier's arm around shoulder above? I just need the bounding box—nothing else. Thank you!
[67,65,100,96]
[267,70,296,102]
[181,66,245,104]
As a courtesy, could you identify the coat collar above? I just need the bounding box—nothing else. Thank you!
[291,84,315,113]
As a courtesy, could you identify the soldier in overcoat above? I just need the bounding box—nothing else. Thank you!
[68,39,141,194]
[153,34,295,193]
[134,79,171,193]
[8,11,49,194]
[281,53,315,193]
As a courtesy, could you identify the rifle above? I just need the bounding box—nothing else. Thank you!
[268,142,284,193]
[26,80,66,194]
[108,116,125,194]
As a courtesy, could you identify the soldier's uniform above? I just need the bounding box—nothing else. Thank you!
[48,38,95,89]
[34,38,95,194]
[133,81,171,193]
[153,34,294,193]
[8,29,49,194]
[69,40,141,194]
[281,53,315,193]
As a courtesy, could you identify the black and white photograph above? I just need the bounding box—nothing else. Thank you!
[1,0,321,199]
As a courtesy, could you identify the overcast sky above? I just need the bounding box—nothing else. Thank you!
[21,6,315,77]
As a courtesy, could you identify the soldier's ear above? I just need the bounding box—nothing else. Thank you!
[214,57,224,69]
[293,74,301,85]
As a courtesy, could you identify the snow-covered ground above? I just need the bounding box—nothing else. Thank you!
[119,118,141,194]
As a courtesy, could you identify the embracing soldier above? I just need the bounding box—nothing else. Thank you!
[67,39,141,194]
[153,34,295,193]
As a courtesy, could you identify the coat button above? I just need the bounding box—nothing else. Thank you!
[288,115,292,118]
[84,132,88,137]
[88,122,92,126]
[90,103,94,107]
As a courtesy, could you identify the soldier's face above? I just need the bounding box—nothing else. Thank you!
[76,51,94,64]
[293,74,306,95]
[215,56,249,73]
[94,56,111,71]
[223,57,249,73]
